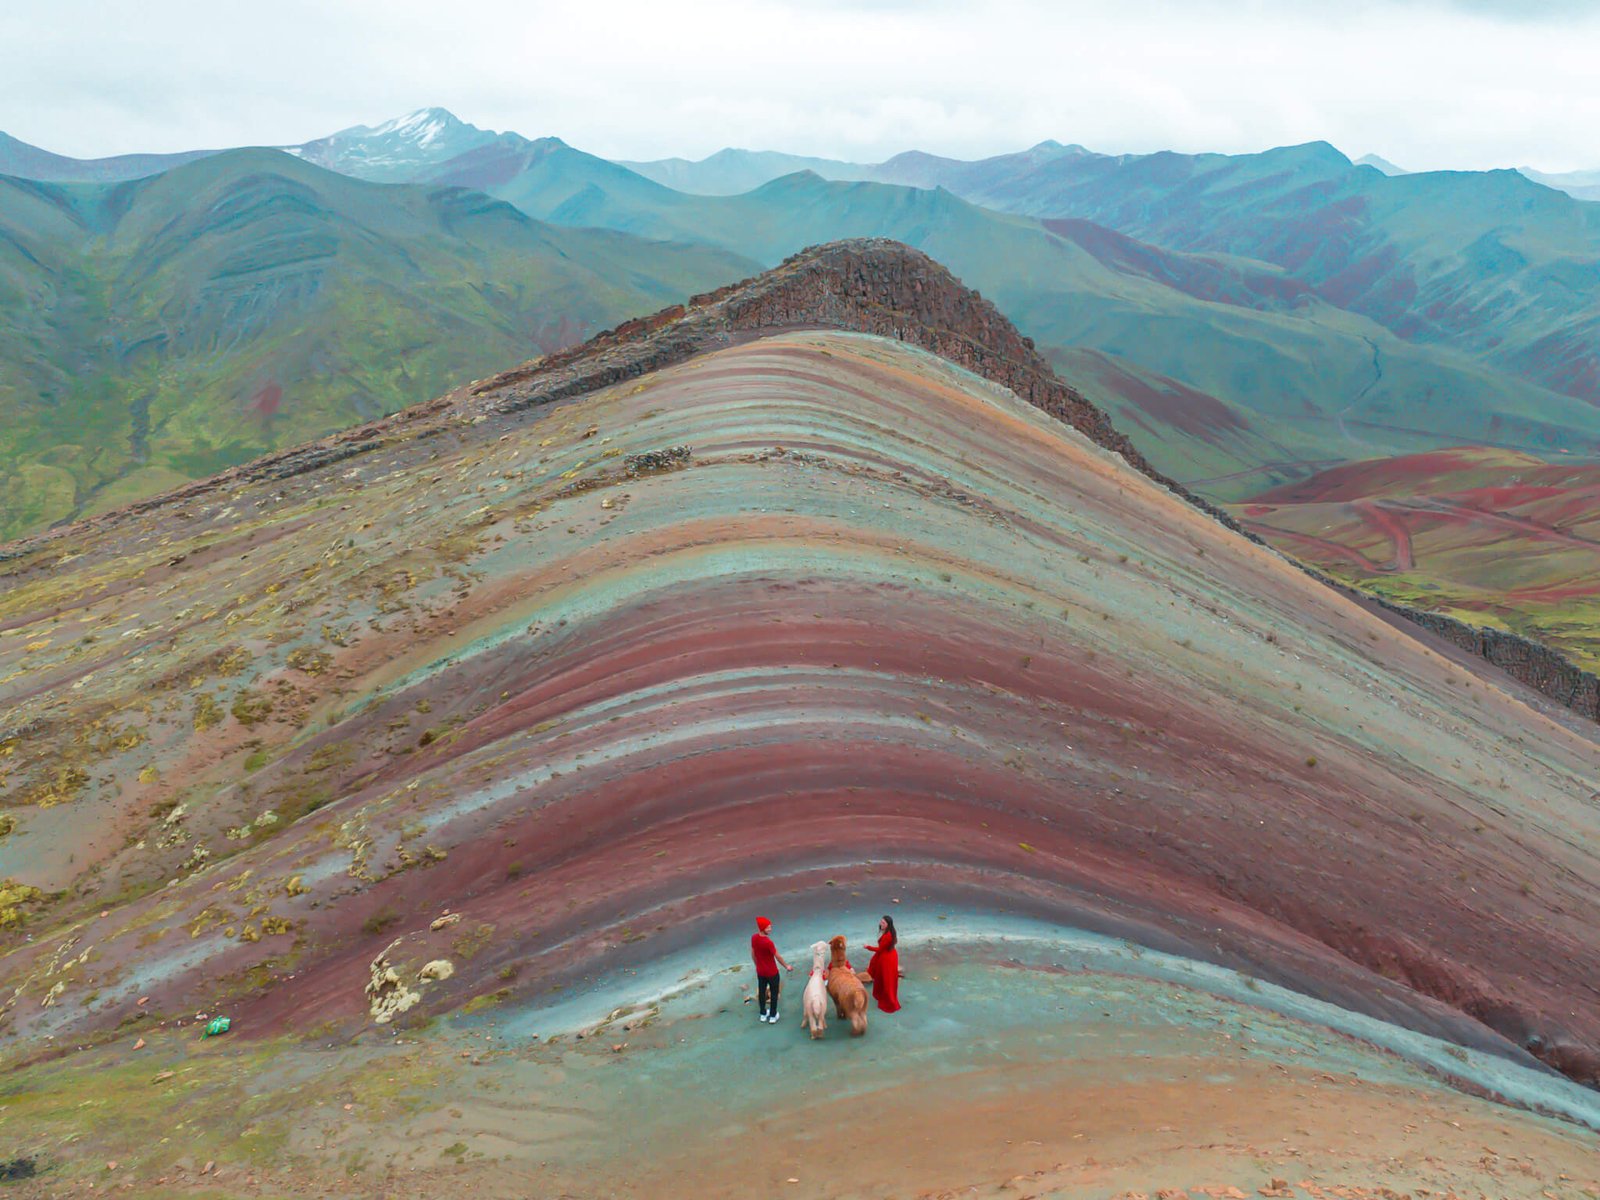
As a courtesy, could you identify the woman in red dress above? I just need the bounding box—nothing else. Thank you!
[863,914,901,1013]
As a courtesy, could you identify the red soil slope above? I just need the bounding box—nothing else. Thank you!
[1240,445,1600,669]
[0,249,1596,1096]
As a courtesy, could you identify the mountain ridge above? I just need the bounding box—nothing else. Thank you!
[13,237,1600,736]
[422,135,1600,487]
[4,240,1599,1107]
[619,133,1600,410]
[0,130,218,183]
[1519,165,1600,202]
[0,107,502,186]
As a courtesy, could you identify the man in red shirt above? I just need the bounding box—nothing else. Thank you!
[750,915,792,1023]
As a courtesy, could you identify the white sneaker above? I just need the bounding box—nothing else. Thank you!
[771,1011,780,1023]
[759,1013,770,1023]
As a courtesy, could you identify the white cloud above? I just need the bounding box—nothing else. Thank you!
[2,0,1597,171]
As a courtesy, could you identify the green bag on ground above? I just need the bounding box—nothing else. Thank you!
[203,1017,231,1037]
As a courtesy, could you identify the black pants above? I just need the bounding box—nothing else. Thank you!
[757,973,780,1016]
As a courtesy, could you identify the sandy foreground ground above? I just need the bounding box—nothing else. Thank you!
[2,942,1595,1199]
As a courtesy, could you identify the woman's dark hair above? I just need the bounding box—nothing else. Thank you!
[881,914,897,948]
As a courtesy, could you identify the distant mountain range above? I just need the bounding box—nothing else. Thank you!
[628,140,1600,203]
[1353,153,1407,175]
[623,139,1103,195]
[615,146,882,194]
[632,139,1600,410]
[0,107,496,185]
[419,127,1600,485]
[1518,166,1600,203]
[0,149,753,538]
[4,107,1600,557]
[1349,155,1600,202]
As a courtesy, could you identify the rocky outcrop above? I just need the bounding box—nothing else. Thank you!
[365,947,421,1025]
[476,239,1202,522]
[1357,590,1600,720]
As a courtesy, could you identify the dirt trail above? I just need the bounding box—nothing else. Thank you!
[1351,498,1414,570]
[1334,336,1384,452]
[1402,495,1600,551]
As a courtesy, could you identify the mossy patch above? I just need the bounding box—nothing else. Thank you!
[193,693,224,732]
[459,989,510,1015]
[230,690,273,727]
[286,647,333,676]
[363,905,402,936]
[307,741,356,773]
[0,879,46,929]
[263,778,334,825]
[217,646,253,676]
[451,923,494,960]
[22,764,89,808]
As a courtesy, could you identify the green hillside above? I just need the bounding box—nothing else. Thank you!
[858,142,1600,412]
[0,150,757,540]
[450,149,1600,498]
[613,138,1600,417]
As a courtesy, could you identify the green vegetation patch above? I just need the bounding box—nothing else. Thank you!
[230,690,273,726]
[0,879,46,929]
[193,693,224,732]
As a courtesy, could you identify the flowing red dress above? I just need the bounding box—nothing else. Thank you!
[863,934,901,1012]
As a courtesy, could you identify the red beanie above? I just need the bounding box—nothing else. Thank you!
[756,916,772,931]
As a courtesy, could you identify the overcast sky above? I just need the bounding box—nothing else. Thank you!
[3,0,1597,172]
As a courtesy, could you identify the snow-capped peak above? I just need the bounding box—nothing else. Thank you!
[369,107,460,147]
[285,108,500,180]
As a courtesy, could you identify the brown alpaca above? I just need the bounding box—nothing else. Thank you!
[826,934,868,1036]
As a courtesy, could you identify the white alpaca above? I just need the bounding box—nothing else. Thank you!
[801,940,830,1039]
